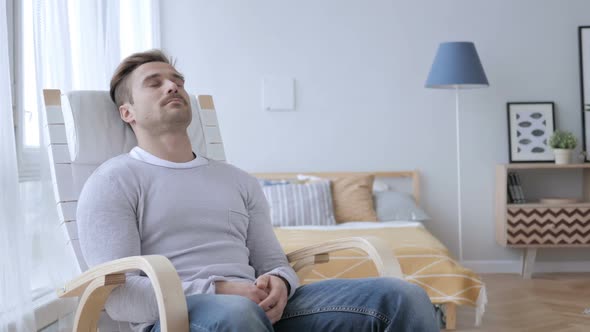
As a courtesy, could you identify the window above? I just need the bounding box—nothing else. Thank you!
[14,0,160,181]
[21,0,38,148]
[14,0,40,181]
[12,0,160,301]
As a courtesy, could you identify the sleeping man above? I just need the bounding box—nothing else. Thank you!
[77,49,439,332]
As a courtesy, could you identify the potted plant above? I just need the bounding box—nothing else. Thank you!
[548,130,577,164]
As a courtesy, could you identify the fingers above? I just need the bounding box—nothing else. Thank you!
[265,295,287,324]
[266,305,283,323]
[258,288,281,311]
[258,276,287,310]
[258,290,278,311]
[255,275,270,290]
[253,287,269,302]
[260,276,289,323]
[252,276,271,303]
[246,289,268,304]
[216,281,272,305]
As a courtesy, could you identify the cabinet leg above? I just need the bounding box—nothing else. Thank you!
[522,248,537,279]
[445,303,456,330]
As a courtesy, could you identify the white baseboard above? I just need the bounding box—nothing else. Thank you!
[462,260,590,274]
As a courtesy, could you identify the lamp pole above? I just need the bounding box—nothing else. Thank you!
[455,86,463,262]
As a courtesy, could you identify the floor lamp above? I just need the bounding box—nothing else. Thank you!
[425,42,489,262]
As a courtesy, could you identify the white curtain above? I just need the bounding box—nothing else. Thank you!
[33,0,162,90]
[0,1,36,331]
[68,0,119,89]
[0,1,160,331]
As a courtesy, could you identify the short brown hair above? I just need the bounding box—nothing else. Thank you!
[109,49,174,107]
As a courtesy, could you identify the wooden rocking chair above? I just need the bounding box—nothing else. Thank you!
[42,89,403,332]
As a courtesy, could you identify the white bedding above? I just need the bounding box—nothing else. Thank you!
[278,220,423,230]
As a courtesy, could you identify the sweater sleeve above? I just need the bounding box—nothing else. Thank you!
[77,172,226,324]
[243,176,300,298]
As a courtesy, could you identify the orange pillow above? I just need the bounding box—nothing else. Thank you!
[331,175,378,222]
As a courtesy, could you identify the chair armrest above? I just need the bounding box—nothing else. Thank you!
[286,236,403,278]
[59,255,188,332]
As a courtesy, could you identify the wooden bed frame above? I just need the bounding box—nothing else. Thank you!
[253,170,457,330]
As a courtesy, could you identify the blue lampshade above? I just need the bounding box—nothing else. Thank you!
[425,42,489,89]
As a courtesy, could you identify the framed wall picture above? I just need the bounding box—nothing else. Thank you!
[507,102,555,163]
[578,26,590,161]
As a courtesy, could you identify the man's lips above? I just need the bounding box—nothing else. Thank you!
[164,97,186,105]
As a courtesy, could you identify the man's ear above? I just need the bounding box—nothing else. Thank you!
[119,103,135,126]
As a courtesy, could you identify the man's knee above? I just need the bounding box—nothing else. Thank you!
[187,295,272,332]
[376,278,438,330]
[218,295,267,320]
[377,278,433,308]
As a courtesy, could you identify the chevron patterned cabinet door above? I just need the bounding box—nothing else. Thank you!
[507,207,590,245]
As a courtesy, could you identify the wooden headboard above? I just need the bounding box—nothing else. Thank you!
[252,171,421,204]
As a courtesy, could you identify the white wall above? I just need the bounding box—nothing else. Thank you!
[160,0,590,263]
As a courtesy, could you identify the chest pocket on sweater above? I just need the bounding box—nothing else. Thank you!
[228,209,249,244]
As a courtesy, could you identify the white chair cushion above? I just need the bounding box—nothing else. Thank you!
[62,91,207,164]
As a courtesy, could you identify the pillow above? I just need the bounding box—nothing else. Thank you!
[262,180,336,227]
[259,179,292,187]
[372,179,390,192]
[298,174,390,193]
[297,174,322,182]
[331,175,378,222]
[259,179,307,187]
[374,191,430,221]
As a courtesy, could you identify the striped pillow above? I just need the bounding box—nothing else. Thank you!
[261,180,336,227]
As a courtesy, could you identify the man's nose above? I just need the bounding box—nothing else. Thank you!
[165,80,179,94]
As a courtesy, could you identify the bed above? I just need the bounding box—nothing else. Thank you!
[254,171,487,330]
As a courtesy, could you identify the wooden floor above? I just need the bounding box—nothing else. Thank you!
[454,273,590,332]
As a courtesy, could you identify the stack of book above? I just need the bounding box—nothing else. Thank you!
[507,172,526,204]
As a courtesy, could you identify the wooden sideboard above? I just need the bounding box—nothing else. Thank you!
[495,163,590,278]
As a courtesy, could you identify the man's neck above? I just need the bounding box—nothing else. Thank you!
[136,132,194,163]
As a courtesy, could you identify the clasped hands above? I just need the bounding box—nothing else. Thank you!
[215,275,288,324]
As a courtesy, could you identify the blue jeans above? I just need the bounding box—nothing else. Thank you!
[148,277,439,332]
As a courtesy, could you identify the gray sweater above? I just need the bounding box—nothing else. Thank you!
[77,152,299,331]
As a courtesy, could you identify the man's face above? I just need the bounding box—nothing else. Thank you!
[120,61,191,135]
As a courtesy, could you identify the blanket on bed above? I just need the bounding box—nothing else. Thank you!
[274,223,486,325]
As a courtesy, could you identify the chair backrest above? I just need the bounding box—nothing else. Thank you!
[42,90,226,271]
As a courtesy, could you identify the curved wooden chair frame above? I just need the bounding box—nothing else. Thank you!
[60,236,402,332]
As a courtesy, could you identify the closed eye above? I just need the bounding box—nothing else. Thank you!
[142,72,185,88]
[146,79,161,88]
[172,78,185,88]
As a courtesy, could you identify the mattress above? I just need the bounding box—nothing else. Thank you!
[274,221,486,325]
